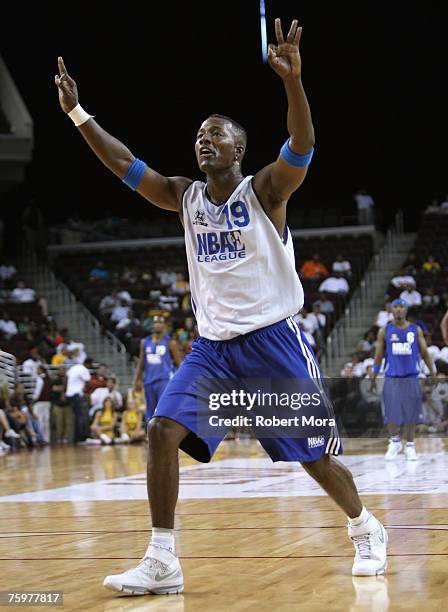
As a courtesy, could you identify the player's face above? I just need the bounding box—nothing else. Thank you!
[392,305,407,320]
[195,118,238,173]
[153,319,165,334]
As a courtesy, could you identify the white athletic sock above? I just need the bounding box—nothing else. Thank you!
[348,506,370,526]
[391,435,401,442]
[148,527,175,554]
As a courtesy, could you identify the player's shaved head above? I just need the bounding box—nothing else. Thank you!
[208,114,247,147]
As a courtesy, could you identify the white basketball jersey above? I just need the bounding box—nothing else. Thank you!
[183,176,304,340]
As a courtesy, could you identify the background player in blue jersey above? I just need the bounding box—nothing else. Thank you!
[56,17,388,595]
[134,315,183,420]
[371,298,436,460]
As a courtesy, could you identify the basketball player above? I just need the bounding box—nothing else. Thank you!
[134,315,182,420]
[55,18,388,594]
[371,298,435,460]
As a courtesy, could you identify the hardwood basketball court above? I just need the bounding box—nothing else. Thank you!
[1,438,447,610]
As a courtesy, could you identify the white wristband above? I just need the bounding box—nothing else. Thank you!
[68,103,93,127]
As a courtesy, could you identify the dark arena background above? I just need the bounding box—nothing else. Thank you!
[0,1,447,610]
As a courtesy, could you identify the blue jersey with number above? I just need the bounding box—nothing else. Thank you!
[143,335,173,384]
[384,322,420,378]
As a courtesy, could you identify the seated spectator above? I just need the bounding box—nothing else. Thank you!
[313,292,335,315]
[110,300,131,324]
[89,261,110,281]
[89,376,123,416]
[0,406,21,451]
[357,329,377,356]
[309,303,326,332]
[402,252,420,276]
[318,272,349,295]
[22,348,44,380]
[51,344,70,366]
[422,255,441,274]
[99,289,119,318]
[117,288,133,305]
[117,400,146,443]
[331,253,352,277]
[121,266,139,284]
[0,312,18,339]
[171,272,190,295]
[424,334,441,363]
[300,254,328,279]
[156,269,177,287]
[399,284,422,306]
[296,319,315,347]
[7,387,38,447]
[159,292,179,312]
[422,287,440,310]
[407,307,427,332]
[11,280,36,302]
[88,397,117,445]
[341,353,365,378]
[375,302,393,327]
[390,269,416,289]
[85,363,109,395]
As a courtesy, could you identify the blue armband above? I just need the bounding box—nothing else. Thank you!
[122,158,147,190]
[372,364,381,374]
[280,139,314,167]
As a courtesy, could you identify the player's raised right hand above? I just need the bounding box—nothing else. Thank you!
[55,57,79,113]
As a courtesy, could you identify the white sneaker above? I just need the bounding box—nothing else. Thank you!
[4,429,20,439]
[349,514,388,576]
[0,441,11,452]
[404,442,418,461]
[385,438,402,460]
[103,544,183,595]
[100,433,112,445]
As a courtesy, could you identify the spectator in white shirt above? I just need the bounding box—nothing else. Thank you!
[332,253,352,277]
[89,377,123,417]
[99,290,119,317]
[318,272,349,295]
[390,270,416,289]
[399,285,422,306]
[22,350,43,381]
[0,312,18,339]
[66,357,92,443]
[314,292,335,315]
[111,300,131,323]
[11,280,36,303]
[117,289,133,305]
[375,302,393,328]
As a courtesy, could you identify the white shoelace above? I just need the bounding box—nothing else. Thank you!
[352,534,372,559]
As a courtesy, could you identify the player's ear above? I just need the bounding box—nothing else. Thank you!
[235,145,245,161]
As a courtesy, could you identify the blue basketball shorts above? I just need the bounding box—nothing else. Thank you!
[153,317,342,463]
[382,376,424,425]
[144,379,170,420]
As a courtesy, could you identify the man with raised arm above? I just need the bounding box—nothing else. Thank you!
[56,18,387,596]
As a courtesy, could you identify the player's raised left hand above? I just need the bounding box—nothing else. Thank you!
[267,18,302,80]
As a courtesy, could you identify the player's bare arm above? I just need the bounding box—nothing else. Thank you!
[133,339,145,390]
[253,18,315,232]
[55,57,190,211]
[417,326,436,377]
[169,339,183,368]
[371,327,386,391]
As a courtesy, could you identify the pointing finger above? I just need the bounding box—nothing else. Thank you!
[58,56,68,78]
[286,19,298,44]
[275,18,284,45]
[293,26,302,46]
